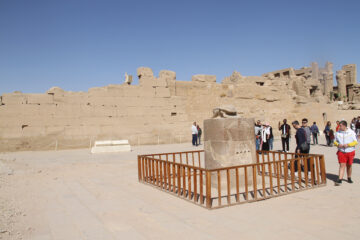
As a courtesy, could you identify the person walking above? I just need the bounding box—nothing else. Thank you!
[279,119,291,152]
[302,118,311,152]
[334,120,358,186]
[324,121,332,146]
[310,122,319,145]
[197,125,202,145]
[292,120,309,177]
[191,122,198,146]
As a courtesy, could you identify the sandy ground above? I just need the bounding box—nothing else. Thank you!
[1,137,360,240]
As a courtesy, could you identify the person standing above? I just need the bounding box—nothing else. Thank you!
[269,124,274,150]
[350,118,356,132]
[279,119,291,152]
[302,118,311,152]
[356,116,360,136]
[336,120,340,132]
[261,123,271,151]
[334,120,358,186]
[324,121,332,146]
[255,120,262,150]
[197,125,202,145]
[292,120,309,176]
[310,122,319,145]
[191,122,198,146]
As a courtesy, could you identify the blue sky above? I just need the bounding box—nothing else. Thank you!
[0,0,359,94]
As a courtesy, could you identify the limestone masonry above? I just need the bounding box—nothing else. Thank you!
[0,62,359,152]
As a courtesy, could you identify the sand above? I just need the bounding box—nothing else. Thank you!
[1,138,360,240]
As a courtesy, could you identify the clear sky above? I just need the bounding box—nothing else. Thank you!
[0,0,359,94]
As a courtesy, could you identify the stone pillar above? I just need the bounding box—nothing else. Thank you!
[337,70,347,101]
[311,62,319,81]
[324,62,334,97]
[204,117,257,188]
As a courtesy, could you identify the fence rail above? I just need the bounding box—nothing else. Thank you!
[138,150,326,209]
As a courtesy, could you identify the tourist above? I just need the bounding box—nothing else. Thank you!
[350,118,356,131]
[302,118,311,151]
[310,122,319,145]
[356,116,360,137]
[191,122,198,146]
[255,120,262,150]
[197,125,202,145]
[278,119,291,152]
[334,120,358,186]
[336,120,340,132]
[261,123,271,151]
[292,120,309,176]
[324,121,332,146]
[269,124,274,150]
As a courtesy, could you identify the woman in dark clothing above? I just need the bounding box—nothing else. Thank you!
[324,121,332,146]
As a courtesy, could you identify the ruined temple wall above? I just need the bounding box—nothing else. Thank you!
[1,68,360,152]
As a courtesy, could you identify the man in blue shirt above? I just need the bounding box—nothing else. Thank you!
[310,122,319,145]
[292,120,309,176]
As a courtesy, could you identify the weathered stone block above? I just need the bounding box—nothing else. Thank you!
[204,117,256,169]
[159,70,176,81]
[204,117,257,188]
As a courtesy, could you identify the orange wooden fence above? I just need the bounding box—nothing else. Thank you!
[138,150,326,209]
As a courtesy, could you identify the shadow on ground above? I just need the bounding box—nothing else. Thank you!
[326,173,338,183]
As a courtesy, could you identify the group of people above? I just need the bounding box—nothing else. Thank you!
[259,118,357,186]
[254,121,274,151]
[192,116,358,187]
[191,122,202,146]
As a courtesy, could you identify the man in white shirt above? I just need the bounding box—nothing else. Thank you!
[334,120,358,186]
[191,122,198,146]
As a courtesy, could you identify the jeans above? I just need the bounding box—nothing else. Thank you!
[192,134,198,146]
[312,133,318,144]
[294,147,311,173]
[256,138,261,150]
[197,134,202,145]
[269,138,273,150]
[281,137,289,152]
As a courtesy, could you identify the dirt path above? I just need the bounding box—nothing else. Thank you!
[1,140,359,240]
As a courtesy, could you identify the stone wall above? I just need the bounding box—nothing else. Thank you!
[0,66,359,152]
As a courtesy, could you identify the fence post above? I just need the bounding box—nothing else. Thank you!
[138,156,142,181]
[320,155,327,184]
[206,171,212,208]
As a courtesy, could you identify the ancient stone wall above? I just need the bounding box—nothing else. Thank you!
[0,65,359,152]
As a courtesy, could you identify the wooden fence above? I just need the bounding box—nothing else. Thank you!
[137,150,326,209]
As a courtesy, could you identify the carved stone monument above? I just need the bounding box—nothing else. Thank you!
[204,106,257,188]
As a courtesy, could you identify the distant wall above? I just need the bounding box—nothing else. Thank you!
[1,67,359,152]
